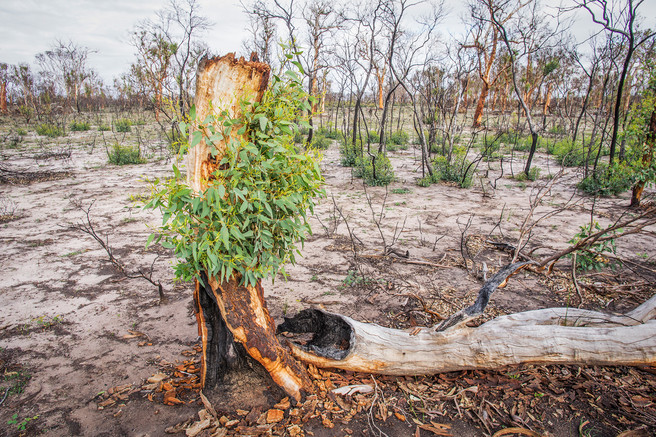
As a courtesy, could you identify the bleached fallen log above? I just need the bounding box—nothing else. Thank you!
[279,263,656,375]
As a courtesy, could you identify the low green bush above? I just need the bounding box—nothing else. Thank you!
[515,167,541,181]
[114,118,132,133]
[546,139,588,167]
[98,124,111,131]
[577,163,635,196]
[69,121,90,131]
[17,128,27,136]
[365,130,379,144]
[107,143,146,165]
[36,123,64,137]
[324,130,343,140]
[386,143,409,152]
[388,130,409,146]
[354,152,395,186]
[310,134,331,150]
[339,140,362,167]
[432,152,474,188]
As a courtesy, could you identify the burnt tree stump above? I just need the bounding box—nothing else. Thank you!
[188,53,312,401]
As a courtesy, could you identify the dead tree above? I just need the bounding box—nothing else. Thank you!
[188,53,312,402]
[280,262,656,375]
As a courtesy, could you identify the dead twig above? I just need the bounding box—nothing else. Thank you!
[571,253,583,307]
[539,205,656,269]
[70,200,167,304]
[0,388,9,407]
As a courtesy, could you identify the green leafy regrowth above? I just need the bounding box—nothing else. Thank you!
[568,221,619,272]
[145,65,324,288]
[107,143,146,165]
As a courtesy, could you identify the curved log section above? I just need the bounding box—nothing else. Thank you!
[279,264,656,375]
[188,53,311,401]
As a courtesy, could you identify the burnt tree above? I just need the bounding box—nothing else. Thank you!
[188,53,312,401]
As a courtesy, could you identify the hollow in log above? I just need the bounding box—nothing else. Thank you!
[279,263,656,375]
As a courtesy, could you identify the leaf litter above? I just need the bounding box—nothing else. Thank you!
[94,339,655,436]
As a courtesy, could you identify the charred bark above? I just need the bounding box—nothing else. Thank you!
[193,274,246,388]
[188,53,312,401]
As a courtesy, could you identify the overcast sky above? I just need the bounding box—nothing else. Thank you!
[0,0,249,82]
[1,0,655,85]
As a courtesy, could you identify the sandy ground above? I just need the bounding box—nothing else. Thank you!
[0,122,654,436]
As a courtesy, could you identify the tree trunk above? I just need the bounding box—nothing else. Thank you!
[280,263,656,375]
[187,53,312,401]
[376,67,386,110]
[631,103,656,207]
[0,80,7,114]
[472,81,490,128]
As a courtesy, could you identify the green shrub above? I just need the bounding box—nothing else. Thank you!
[107,143,146,165]
[515,167,541,181]
[17,128,27,136]
[480,136,501,159]
[548,124,567,136]
[513,136,534,152]
[309,134,331,150]
[114,119,132,133]
[340,140,362,167]
[416,176,432,187]
[386,143,409,152]
[69,121,90,131]
[98,124,111,131]
[568,221,618,272]
[367,130,380,144]
[577,163,634,196]
[432,152,474,188]
[388,130,409,145]
[324,129,343,140]
[36,123,64,137]
[354,152,395,186]
[546,139,587,167]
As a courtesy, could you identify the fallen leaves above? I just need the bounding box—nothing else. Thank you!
[96,384,137,409]
[96,339,656,436]
[265,408,284,423]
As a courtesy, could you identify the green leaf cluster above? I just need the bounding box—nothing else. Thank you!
[145,61,324,287]
[568,221,618,272]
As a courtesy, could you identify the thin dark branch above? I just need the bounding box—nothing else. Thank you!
[70,201,167,304]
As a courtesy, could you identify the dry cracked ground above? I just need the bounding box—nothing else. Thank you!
[0,118,655,436]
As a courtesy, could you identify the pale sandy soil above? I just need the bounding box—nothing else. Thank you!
[0,121,654,436]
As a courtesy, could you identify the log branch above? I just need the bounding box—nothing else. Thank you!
[279,263,656,376]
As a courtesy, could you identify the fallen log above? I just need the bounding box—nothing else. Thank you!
[279,263,656,374]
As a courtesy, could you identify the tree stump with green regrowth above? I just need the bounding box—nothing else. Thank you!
[148,52,323,401]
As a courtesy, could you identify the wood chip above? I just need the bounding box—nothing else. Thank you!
[185,418,211,437]
[266,408,284,423]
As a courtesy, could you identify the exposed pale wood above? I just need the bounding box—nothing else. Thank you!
[188,53,311,401]
[280,264,656,375]
[287,304,656,375]
[187,53,270,194]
